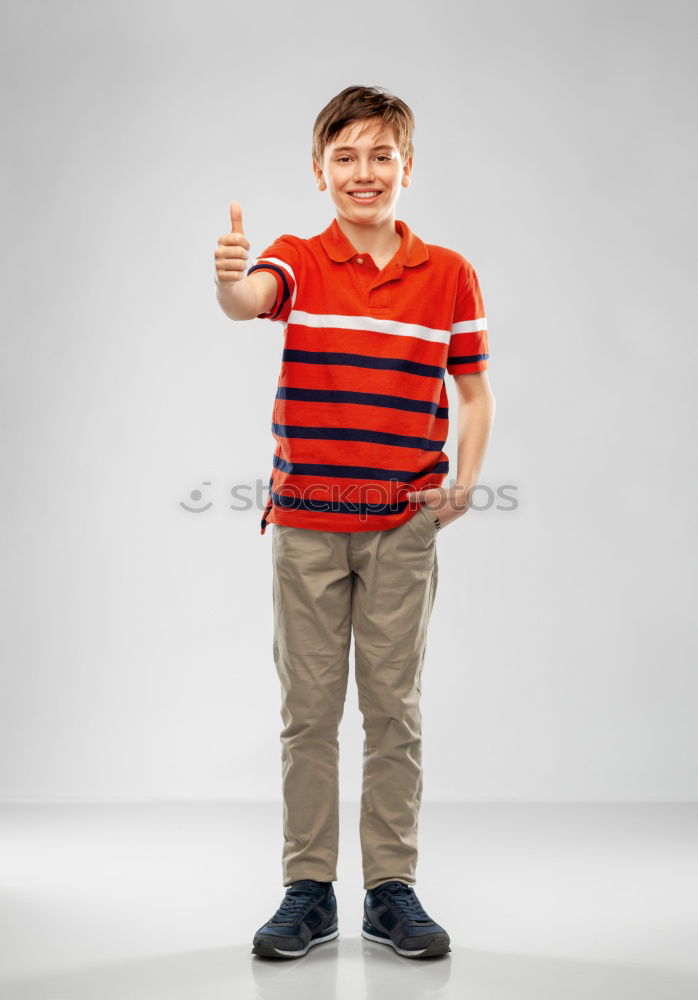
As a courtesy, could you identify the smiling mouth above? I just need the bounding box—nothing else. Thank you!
[348,191,382,201]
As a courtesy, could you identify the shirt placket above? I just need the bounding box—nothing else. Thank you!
[352,253,403,316]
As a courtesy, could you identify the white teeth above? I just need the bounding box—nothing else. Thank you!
[350,192,380,198]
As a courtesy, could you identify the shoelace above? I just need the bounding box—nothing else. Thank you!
[270,886,322,925]
[379,881,433,924]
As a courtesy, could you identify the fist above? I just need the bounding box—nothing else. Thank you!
[215,201,251,284]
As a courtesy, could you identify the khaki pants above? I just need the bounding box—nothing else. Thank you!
[271,502,440,891]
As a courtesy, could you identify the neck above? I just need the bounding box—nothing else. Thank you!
[335,214,402,258]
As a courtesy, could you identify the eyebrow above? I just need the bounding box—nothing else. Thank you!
[332,144,396,152]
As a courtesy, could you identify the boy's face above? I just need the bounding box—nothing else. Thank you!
[314,117,412,223]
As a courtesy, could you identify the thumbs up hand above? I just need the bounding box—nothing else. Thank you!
[215,201,251,285]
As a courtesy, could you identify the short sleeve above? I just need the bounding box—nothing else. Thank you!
[246,233,299,324]
[447,256,489,375]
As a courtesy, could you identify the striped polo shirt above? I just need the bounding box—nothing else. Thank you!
[247,217,489,534]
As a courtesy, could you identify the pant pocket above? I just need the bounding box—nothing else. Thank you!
[418,502,440,534]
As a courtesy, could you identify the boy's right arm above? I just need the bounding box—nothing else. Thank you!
[216,270,277,321]
[214,201,277,321]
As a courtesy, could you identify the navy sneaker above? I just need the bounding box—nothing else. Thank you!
[252,879,339,958]
[362,880,451,958]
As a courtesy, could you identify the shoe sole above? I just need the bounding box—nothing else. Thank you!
[361,926,451,958]
[252,925,339,959]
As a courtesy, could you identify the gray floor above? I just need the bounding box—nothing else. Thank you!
[1,802,696,999]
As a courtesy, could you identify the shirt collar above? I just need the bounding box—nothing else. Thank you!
[320,217,429,267]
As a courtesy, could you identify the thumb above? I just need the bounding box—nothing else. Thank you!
[229,201,245,235]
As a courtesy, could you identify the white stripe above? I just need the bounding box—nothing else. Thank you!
[252,256,297,286]
[287,310,451,345]
[451,317,487,333]
[283,309,487,341]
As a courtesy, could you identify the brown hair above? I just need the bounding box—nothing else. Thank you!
[311,85,415,168]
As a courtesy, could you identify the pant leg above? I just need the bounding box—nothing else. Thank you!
[349,504,439,890]
[271,523,353,886]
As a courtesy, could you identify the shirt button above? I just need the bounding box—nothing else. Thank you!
[356,257,364,264]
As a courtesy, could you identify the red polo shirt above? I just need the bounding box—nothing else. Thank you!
[247,217,489,534]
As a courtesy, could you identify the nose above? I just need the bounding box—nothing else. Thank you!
[353,158,375,182]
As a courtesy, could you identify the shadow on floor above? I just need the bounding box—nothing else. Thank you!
[1,937,696,1000]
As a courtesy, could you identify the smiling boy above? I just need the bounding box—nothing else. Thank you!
[215,85,495,959]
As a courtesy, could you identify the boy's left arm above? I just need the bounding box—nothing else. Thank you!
[408,371,496,529]
[448,371,496,524]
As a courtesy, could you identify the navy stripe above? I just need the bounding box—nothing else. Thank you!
[447,353,489,365]
[272,423,445,451]
[276,386,448,419]
[269,490,427,517]
[283,348,445,380]
[271,454,449,482]
[247,263,290,321]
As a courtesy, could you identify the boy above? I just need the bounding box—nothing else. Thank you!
[214,85,495,959]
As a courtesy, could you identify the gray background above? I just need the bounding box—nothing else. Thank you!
[1,0,696,803]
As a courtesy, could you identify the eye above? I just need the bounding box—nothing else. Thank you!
[335,154,392,163]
